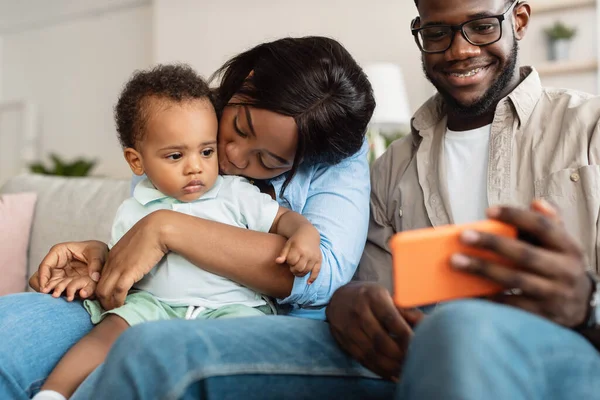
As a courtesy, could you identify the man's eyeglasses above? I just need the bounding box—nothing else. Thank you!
[411,0,520,54]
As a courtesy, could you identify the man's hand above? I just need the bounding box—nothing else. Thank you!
[96,211,169,310]
[451,200,592,328]
[33,240,108,300]
[326,282,424,380]
[275,224,322,284]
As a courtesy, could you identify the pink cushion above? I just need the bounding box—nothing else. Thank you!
[0,192,37,295]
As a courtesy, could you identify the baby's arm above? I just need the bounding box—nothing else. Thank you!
[271,207,322,284]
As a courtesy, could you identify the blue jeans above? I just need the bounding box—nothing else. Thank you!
[1,294,599,400]
[0,293,93,399]
[397,300,600,399]
[0,293,391,399]
[75,300,600,400]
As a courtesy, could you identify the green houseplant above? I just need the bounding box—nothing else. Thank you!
[544,21,577,61]
[29,153,96,177]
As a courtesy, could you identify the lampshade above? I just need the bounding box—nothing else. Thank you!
[363,63,411,135]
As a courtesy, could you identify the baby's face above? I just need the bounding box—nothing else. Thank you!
[138,98,219,202]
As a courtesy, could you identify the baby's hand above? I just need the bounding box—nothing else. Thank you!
[275,224,322,284]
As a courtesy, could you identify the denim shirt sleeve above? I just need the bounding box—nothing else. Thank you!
[277,142,371,316]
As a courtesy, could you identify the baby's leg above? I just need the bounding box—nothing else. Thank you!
[35,315,129,399]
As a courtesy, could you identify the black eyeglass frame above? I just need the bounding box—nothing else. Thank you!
[410,0,520,54]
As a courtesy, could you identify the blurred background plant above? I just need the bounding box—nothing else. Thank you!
[544,21,577,61]
[29,153,96,176]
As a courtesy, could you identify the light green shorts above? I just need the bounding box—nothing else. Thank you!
[83,290,273,326]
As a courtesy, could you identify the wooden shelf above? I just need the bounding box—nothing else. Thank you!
[531,0,596,14]
[536,59,598,75]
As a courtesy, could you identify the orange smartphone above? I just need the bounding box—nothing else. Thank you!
[390,220,517,308]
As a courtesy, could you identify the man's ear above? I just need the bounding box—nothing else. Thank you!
[124,148,144,176]
[514,2,531,40]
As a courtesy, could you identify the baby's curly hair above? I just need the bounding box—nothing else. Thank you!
[115,64,212,149]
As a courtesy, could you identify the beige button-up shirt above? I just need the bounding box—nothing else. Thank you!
[357,67,600,292]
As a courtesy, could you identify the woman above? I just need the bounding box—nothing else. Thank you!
[0,36,390,399]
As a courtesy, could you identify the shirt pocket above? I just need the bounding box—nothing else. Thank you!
[534,165,600,268]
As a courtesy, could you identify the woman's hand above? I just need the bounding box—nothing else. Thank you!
[451,200,593,328]
[33,240,108,300]
[96,210,170,310]
[326,282,424,381]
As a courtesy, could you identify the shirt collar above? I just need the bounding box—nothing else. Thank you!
[411,66,542,135]
[133,176,223,206]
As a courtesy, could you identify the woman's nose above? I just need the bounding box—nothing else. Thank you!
[225,142,249,170]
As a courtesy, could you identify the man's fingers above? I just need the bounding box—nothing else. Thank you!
[494,294,544,316]
[340,324,402,380]
[398,308,425,327]
[451,255,560,299]
[531,199,559,219]
[459,229,566,279]
[371,291,414,344]
[359,303,408,362]
[486,206,579,255]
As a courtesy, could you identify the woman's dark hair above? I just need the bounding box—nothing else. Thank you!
[210,36,375,195]
[115,64,212,149]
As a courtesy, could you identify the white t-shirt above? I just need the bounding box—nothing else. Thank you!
[109,175,280,309]
[444,124,492,224]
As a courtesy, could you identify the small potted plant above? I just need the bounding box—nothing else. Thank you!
[29,153,97,177]
[544,21,577,61]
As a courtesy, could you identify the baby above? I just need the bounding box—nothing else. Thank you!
[33,64,321,400]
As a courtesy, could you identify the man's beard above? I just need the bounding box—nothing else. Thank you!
[423,37,518,118]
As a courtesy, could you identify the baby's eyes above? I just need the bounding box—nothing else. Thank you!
[166,153,182,160]
[201,148,215,157]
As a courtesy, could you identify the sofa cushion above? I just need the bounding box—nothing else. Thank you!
[0,174,130,281]
[0,192,37,294]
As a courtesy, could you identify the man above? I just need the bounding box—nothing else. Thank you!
[329,0,600,398]
[62,1,600,398]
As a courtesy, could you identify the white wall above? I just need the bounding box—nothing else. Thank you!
[153,0,434,115]
[521,3,598,93]
[1,3,152,178]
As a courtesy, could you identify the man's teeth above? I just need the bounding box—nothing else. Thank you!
[450,67,483,78]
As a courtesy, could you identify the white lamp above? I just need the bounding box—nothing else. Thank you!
[363,63,411,160]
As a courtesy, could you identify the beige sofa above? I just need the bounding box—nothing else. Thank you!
[0,174,130,289]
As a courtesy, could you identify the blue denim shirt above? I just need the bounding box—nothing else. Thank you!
[130,141,371,320]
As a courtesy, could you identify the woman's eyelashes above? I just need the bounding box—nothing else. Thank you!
[233,115,248,138]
